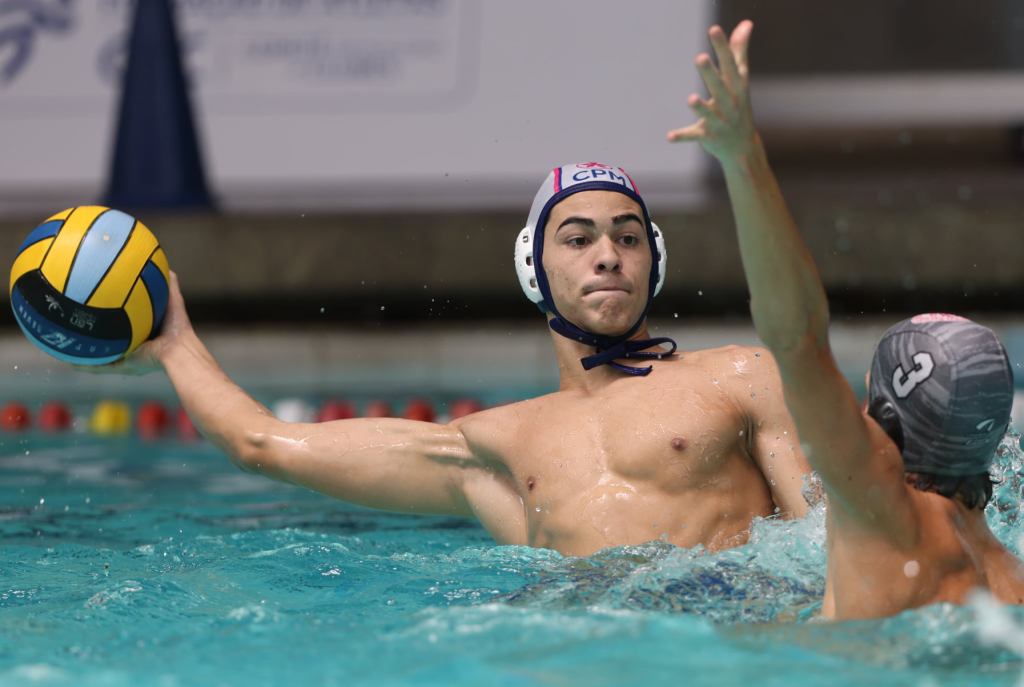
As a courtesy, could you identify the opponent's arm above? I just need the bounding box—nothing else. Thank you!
[736,347,813,518]
[669,23,913,536]
[125,274,516,519]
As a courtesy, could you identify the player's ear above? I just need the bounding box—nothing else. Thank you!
[867,397,904,453]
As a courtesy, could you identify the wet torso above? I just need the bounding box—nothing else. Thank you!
[457,347,788,556]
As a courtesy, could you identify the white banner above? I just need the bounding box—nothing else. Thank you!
[0,0,711,210]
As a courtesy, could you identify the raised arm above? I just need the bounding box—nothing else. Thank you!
[121,274,525,538]
[668,23,912,534]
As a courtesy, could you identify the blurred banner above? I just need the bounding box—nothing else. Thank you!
[0,0,710,212]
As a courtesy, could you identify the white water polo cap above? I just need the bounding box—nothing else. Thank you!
[514,162,675,376]
[515,162,667,307]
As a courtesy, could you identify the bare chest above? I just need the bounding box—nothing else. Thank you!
[510,384,750,496]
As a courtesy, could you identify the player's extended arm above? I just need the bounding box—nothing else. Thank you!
[127,273,512,519]
[669,23,912,534]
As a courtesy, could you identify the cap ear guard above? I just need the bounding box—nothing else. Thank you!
[515,221,667,306]
[514,225,544,305]
[868,396,905,454]
[651,222,666,298]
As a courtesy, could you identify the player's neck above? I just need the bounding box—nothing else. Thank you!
[549,322,659,392]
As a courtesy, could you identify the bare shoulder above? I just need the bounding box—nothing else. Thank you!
[676,344,782,390]
[449,393,555,463]
[682,343,776,368]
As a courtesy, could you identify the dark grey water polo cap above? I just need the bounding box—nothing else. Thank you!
[867,314,1013,476]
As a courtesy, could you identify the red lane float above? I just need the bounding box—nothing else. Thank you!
[1,402,31,431]
[448,398,483,420]
[403,399,435,423]
[136,401,171,440]
[317,400,356,422]
[363,400,392,418]
[177,408,200,441]
[38,401,72,432]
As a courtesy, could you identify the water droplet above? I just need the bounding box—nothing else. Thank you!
[903,560,920,578]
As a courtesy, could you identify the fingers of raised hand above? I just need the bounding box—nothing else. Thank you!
[729,20,753,79]
[666,121,706,143]
[708,25,742,88]
[686,92,714,120]
[694,52,727,104]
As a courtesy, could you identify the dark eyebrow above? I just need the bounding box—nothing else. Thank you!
[556,213,643,232]
[556,216,596,232]
[613,213,644,226]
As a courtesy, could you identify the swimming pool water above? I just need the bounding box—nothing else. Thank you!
[2,429,1024,687]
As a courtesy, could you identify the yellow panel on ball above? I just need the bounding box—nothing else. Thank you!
[123,280,154,354]
[40,206,106,293]
[9,237,53,294]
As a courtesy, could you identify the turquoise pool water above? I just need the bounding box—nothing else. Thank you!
[2,426,1024,686]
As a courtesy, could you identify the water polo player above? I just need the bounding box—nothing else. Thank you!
[672,20,1024,617]
[94,131,814,557]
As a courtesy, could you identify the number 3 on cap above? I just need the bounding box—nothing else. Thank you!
[892,352,935,399]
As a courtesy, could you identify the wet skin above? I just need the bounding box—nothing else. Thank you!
[672,18,1024,616]
[818,423,1024,618]
[454,346,794,555]
[120,190,811,558]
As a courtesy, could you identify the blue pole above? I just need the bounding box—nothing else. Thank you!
[104,0,214,210]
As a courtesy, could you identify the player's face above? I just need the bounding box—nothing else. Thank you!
[541,191,651,337]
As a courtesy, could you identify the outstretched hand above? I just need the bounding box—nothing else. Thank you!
[667,21,757,160]
[75,270,193,376]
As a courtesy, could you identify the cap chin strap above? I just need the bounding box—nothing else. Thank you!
[548,316,677,377]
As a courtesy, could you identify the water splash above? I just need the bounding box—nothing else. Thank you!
[989,428,1024,553]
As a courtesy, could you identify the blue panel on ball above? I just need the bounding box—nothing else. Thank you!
[64,209,136,303]
[16,220,62,253]
[11,287,129,364]
[140,261,168,336]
